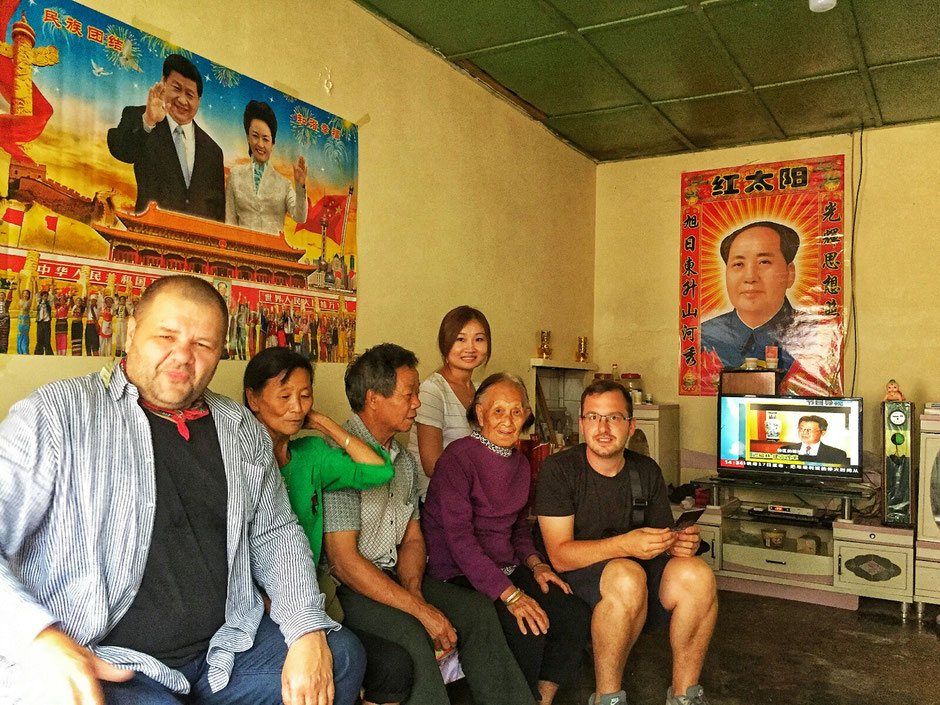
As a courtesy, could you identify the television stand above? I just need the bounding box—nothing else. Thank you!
[691,475,914,615]
[697,475,875,520]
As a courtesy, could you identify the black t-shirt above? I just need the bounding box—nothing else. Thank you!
[533,444,673,540]
[100,410,229,667]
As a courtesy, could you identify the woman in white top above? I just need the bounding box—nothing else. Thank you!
[408,306,491,501]
[225,100,308,235]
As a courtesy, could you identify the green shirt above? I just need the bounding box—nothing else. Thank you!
[281,435,394,563]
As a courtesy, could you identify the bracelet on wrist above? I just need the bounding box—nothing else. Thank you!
[343,434,351,450]
[503,587,523,606]
[531,561,551,571]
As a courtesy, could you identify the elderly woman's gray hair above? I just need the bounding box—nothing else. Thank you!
[466,372,534,429]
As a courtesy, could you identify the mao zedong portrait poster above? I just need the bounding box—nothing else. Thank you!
[678,156,846,397]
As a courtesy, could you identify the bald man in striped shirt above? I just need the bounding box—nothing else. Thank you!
[0,275,364,705]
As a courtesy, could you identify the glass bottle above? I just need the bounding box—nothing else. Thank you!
[621,373,643,406]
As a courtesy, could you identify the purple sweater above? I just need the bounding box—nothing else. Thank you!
[423,435,540,600]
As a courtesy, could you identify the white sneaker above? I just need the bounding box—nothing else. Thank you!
[666,684,709,705]
[590,690,628,705]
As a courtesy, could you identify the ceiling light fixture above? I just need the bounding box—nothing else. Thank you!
[809,0,837,12]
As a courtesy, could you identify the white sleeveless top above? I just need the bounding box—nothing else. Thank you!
[407,372,475,500]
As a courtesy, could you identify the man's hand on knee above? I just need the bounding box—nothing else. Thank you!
[616,527,677,560]
[282,630,334,705]
[26,626,133,705]
[415,602,456,653]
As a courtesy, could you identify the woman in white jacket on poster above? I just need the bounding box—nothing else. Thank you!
[225,100,308,235]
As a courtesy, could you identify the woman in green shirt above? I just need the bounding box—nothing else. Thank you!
[244,347,413,705]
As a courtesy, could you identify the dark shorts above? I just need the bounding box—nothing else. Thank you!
[562,553,672,630]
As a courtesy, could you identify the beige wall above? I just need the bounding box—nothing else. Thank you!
[0,0,596,421]
[595,122,940,479]
[3,0,937,467]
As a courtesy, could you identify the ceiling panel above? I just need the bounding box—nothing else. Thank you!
[547,106,689,160]
[354,0,940,161]
[706,0,857,85]
[758,73,874,136]
[657,93,780,146]
[852,0,940,65]
[469,36,641,115]
[361,0,560,56]
[586,12,741,101]
[548,0,684,28]
[871,61,940,124]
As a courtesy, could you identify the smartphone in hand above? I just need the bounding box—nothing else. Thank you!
[671,507,705,532]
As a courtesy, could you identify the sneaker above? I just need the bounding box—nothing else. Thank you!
[589,691,628,705]
[666,684,709,705]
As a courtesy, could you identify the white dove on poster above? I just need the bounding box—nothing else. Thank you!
[118,39,142,72]
[91,60,111,77]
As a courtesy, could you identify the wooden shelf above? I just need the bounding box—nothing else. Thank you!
[529,358,598,371]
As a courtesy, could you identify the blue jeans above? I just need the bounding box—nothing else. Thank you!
[103,615,365,705]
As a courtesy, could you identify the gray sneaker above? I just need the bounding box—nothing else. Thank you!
[666,685,709,705]
[589,691,628,705]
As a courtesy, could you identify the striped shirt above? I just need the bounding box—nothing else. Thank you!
[0,363,338,701]
[406,372,475,500]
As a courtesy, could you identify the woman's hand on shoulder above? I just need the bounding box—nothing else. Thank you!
[303,409,331,434]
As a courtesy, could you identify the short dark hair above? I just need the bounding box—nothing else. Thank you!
[163,53,203,97]
[438,306,491,365]
[466,372,533,430]
[134,275,228,339]
[580,379,633,418]
[243,100,278,144]
[243,347,313,406]
[719,221,800,265]
[345,343,418,413]
[798,415,828,432]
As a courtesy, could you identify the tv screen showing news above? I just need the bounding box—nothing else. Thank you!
[718,394,863,481]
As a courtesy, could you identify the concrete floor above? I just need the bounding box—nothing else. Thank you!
[449,591,940,705]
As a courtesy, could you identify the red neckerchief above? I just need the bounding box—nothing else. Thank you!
[123,360,210,440]
[139,399,209,440]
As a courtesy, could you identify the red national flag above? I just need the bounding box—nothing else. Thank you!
[45,215,58,232]
[2,207,24,226]
[296,194,348,245]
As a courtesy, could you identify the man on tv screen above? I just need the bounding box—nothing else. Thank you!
[779,415,848,465]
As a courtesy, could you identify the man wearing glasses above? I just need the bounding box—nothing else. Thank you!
[534,379,717,705]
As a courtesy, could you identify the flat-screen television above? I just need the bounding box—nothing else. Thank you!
[718,394,863,482]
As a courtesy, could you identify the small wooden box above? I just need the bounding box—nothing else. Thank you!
[797,534,822,555]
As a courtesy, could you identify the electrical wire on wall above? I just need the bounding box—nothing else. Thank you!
[847,124,864,397]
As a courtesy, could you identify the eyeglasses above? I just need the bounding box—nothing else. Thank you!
[580,413,631,424]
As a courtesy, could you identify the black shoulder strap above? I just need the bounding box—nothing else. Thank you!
[628,455,647,527]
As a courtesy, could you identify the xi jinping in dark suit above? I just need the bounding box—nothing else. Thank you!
[108,54,224,222]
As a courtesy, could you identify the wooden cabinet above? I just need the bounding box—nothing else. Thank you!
[915,415,940,614]
[833,521,913,602]
[631,404,680,488]
[697,523,721,571]
[693,477,914,612]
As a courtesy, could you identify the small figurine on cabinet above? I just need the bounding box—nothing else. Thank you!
[883,379,905,402]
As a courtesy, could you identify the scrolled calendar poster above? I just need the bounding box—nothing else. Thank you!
[678,155,846,397]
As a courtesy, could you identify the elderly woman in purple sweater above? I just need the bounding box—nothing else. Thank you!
[422,373,591,704]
